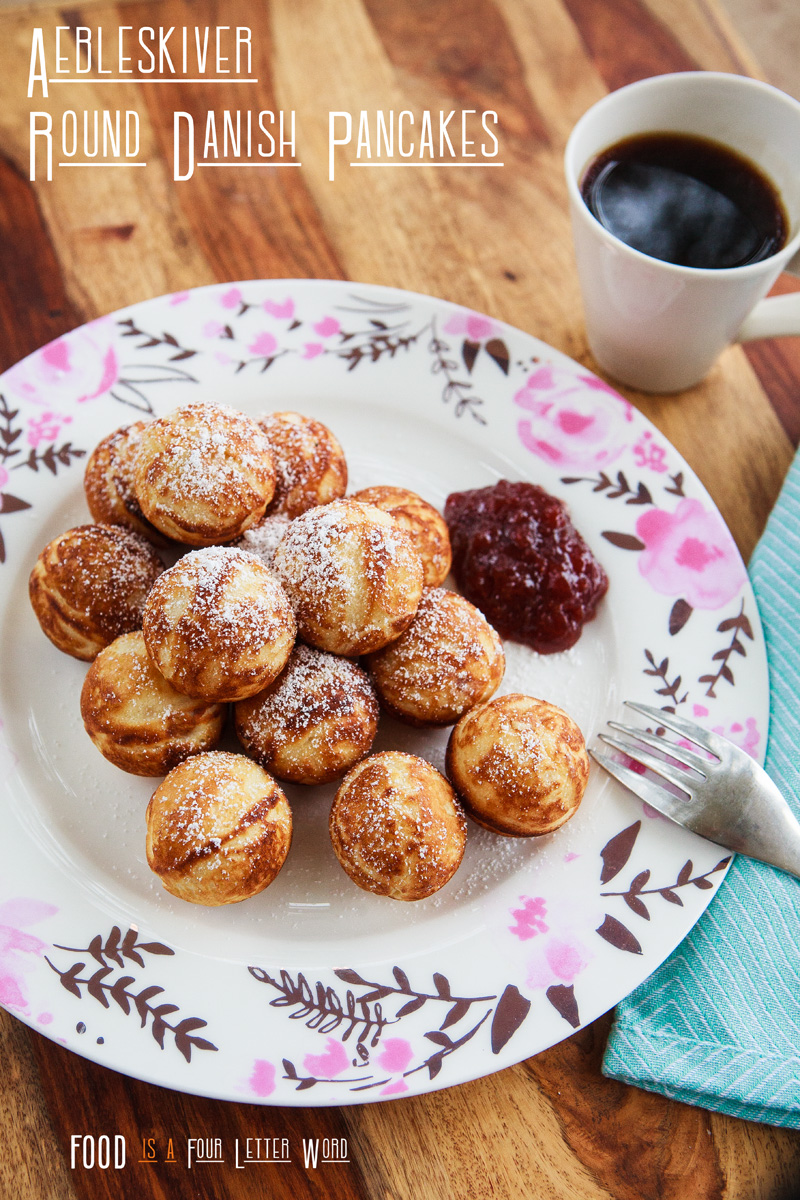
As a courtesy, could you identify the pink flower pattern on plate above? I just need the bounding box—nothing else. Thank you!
[509,896,549,939]
[509,895,594,991]
[3,320,118,409]
[444,311,499,341]
[514,365,633,470]
[248,332,278,357]
[632,430,669,473]
[303,1036,349,1078]
[27,410,73,448]
[296,1035,414,1094]
[377,1038,413,1095]
[313,316,340,338]
[248,1059,276,1097]
[691,707,761,759]
[0,897,58,1015]
[635,498,746,610]
[263,298,295,320]
[220,287,243,310]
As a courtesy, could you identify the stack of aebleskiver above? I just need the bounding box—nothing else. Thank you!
[29,400,588,908]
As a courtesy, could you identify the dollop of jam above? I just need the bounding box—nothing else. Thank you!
[444,480,608,654]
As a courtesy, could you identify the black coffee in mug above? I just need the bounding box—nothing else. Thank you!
[580,132,788,269]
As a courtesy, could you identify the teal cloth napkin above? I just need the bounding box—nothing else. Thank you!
[603,450,800,1128]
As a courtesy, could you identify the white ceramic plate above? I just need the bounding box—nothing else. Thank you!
[0,280,768,1104]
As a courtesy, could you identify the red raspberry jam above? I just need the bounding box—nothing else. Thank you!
[444,480,608,654]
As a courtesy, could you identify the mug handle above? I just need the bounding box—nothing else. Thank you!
[737,250,800,342]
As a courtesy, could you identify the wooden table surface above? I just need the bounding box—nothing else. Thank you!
[2,1,800,1198]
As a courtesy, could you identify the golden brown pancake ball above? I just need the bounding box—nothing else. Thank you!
[352,486,451,587]
[80,631,225,776]
[133,402,276,545]
[29,523,163,661]
[83,421,167,545]
[272,498,423,657]
[366,587,504,726]
[235,642,379,785]
[145,751,292,905]
[329,751,466,900]
[445,693,589,836]
[142,546,295,702]
[259,411,347,518]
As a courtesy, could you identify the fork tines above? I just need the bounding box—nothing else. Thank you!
[589,701,719,821]
[603,723,711,779]
[620,701,725,759]
[588,745,693,818]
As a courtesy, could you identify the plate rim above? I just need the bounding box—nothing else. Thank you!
[0,277,769,1105]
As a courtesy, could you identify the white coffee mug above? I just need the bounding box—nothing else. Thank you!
[564,72,800,393]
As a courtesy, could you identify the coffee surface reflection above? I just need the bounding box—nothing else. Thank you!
[580,132,787,269]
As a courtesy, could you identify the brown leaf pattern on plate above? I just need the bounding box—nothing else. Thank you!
[117,317,198,361]
[462,338,480,374]
[601,857,731,921]
[233,350,288,375]
[664,470,686,496]
[45,926,217,1063]
[249,965,529,1093]
[599,821,642,884]
[601,531,647,551]
[561,470,653,505]
[643,649,689,708]
[490,984,532,1052]
[545,984,580,1028]
[248,967,392,1058]
[669,598,693,636]
[699,600,755,697]
[485,337,510,375]
[0,394,81,564]
[14,443,85,476]
[428,318,487,423]
[109,363,199,413]
[327,299,430,371]
[596,914,643,955]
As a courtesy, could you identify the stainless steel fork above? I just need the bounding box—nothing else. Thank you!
[590,701,800,880]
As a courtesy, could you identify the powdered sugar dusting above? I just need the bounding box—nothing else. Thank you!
[259,411,347,517]
[49,524,163,624]
[274,502,355,605]
[236,514,292,568]
[103,421,147,508]
[273,500,420,644]
[247,643,376,740]
[260,413,327,493]
[138,402,274,508]
[156,546,290,652]
[369,587,504,719]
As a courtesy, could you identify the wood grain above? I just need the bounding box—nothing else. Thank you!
[0,0,798,1197]
[0,155,79,371]
[562,0,699,87]
[0,1012,76,1200]
[526,1015,800,1200]
[363,0,553,143]
[30,1034,372,1200]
